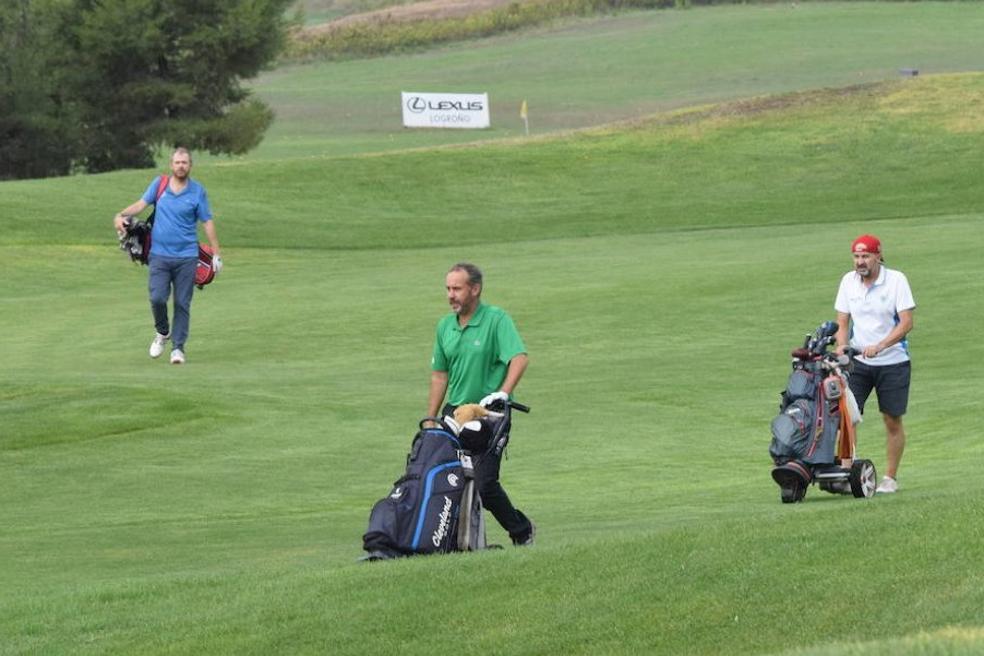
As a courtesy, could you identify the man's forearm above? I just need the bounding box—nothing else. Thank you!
[875,311,914,351]
[500,354,528,395]
[835,312,851,351]
[114,200,148,231]
[428,371,448,417]
[203,220,221,255]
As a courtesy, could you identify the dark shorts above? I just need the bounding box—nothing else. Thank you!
[848,360,911,418]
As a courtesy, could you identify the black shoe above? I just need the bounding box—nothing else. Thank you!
[512,520,536,546]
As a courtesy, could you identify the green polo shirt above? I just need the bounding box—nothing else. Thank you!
[431,302,527,406]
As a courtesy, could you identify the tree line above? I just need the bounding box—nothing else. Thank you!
[1,0,292,180]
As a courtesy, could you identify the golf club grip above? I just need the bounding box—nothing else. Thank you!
[508,401,530,413]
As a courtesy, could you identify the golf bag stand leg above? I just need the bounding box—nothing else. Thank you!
[456,452,487,551]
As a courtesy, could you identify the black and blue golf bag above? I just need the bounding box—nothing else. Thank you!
[362,420,487,560]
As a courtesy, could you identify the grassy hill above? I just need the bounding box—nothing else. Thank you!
[249,2,984,159]
[2,3,984,655]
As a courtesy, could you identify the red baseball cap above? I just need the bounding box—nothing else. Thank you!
[851,234,881,254]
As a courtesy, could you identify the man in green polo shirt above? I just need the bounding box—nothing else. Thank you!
[427,262,535,546]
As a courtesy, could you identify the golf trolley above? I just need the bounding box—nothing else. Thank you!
[769,321,878,503]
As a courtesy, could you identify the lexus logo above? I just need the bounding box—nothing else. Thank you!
[406,96,484,113]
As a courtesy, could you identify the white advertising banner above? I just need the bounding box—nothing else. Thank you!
[401,92,490,129]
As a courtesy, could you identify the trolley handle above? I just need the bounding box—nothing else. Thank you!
[508,400,531,414]
[486,398,530,415]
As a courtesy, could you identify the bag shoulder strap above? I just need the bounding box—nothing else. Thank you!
[147,174,169,227]
[155,174,169,200]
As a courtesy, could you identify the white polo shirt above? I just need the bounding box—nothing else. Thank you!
[834,266,915,366]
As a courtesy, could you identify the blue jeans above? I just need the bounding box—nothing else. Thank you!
[148,255,197,351]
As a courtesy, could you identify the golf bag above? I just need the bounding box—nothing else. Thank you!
[195,244,217,289]
[769,360,841,466]
[119,174,168,265]
[119,218,153,264]
[362,419,490,560]
[362,399,529,560]
[769,321,875,503]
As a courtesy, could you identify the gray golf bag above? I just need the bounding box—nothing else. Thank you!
[770,321,876,503]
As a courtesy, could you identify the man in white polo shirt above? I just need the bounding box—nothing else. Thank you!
[835,234,915,494]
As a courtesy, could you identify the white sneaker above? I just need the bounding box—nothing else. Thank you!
[149,333,169,358]
[876,476,898,494]
[169,349,186,365]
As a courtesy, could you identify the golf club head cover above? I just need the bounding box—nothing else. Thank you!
[442,416,462,436]
[453,404,488,426]
[457,418,494,454]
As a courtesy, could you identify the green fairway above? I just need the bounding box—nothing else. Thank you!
[248,1,984,160]
[3,4,984,655]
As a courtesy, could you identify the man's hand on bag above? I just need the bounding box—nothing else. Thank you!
[114,214,129,236]
[212,254,223,275]
[479,391,509,408]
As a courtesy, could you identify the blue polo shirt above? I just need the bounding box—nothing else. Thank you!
[142,177,212,258]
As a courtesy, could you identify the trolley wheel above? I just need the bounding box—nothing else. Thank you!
[849,459,877,499]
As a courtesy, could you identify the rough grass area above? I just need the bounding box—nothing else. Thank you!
[286,0,983,62]
[292,0,424,25]
[285,0,690,61]
[299,0,519,30]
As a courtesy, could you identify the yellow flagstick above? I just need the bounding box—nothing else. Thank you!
[520,99,529,136]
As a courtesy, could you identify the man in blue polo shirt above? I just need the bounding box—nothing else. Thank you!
[835,234,915,494]
[427,262,535,546]
[114,148,221,365]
